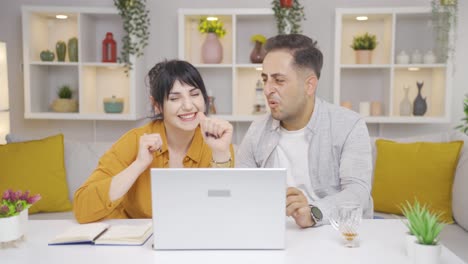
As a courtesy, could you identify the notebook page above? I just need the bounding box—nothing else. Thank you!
[49,222,109,244]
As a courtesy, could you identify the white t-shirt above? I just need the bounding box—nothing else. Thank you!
[274,126,319,202]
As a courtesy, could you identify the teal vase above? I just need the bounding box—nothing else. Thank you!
[68,37,78,62]
[56,41,66,62]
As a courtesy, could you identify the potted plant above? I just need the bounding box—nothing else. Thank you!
[350,32,378,64]
[51,85,78,113]
[401,200,445,264]
[431,0,457,63]
[250,34,267,64]
[0,189,41,246]
[114,0,150,72]
[271,0,306,34]
[198,17,226,64]
[455,94,468,134]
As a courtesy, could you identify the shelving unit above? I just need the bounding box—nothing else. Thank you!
[334,7,452,124]
[22,6,147,120]
[178,9,275,121]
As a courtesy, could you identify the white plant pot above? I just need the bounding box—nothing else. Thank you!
[413,242,441,264]
[405,232,417,260]
[0,209,28,242]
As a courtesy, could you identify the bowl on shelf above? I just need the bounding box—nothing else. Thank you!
[103,96,124,113]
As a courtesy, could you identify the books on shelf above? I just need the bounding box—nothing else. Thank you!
[48,220,152,246]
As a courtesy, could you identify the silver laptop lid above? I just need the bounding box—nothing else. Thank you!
[151,168,286,250]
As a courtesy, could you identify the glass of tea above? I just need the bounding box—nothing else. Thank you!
[330,202,362,248]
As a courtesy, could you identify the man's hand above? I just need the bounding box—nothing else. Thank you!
[198,112,233,162]
[286,187,314,228]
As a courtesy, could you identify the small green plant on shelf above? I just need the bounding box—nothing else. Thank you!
[114,0,150,72]
[400,199,445,245]
[57,85,72,99]
[198,18,226,38]
[350,33,378,50]
[455,94,468,135]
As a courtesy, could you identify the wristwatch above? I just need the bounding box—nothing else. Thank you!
[309,205,323,226]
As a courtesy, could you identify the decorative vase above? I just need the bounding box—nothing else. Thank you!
[56,41,66,62]
[355,50,372,64]
[423,50,436,64]
[400,85,412,116]
[68,37,78,62]
[102,32,117,63]
[413,242,441,264]
[51,98,78,113]
[208,96,217,114]
[0,209,28,244]
[103,96,124,113]
[411,49,422,64]
[370,101,382,116]
[413,81,427,116]
[250,41,266,64]
[40,50,55,61]
[396,50,409,64]
[201,33,223,64]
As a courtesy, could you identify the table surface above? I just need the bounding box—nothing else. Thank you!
[2,219,465,264]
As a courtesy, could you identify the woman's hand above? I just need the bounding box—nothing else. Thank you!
[136,133,163,168]
[198,112,233,162]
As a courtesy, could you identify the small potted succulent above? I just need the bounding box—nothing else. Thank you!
[350,32,378,64]
[0,189,41,245]
[51,85,78,113]
[401,200,445,264]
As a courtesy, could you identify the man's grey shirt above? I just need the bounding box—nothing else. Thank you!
[236,97,374,225]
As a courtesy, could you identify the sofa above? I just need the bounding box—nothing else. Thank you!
[3,132,468,262]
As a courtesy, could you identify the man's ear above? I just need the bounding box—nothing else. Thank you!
[150,96,162,114]
[305,74,318,97]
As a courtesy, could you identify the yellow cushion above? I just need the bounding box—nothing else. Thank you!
[372,139,463,223]
[0,134,72,214]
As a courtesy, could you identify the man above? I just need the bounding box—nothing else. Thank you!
[236,34,373,228]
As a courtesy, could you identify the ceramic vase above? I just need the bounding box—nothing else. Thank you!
[400,85,412,116]
[413,81,427,116]
[0,209,28,244]
[56,41,66,62]
[355,50,372,64]
[68,37,78,62]
[201,33,223,64]
[250,41,266,64]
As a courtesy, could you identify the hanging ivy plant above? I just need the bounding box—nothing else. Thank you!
[114,0,150,72]
[431,0,457,64]
[271,0,306,34]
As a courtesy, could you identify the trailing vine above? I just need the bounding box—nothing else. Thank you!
[271,0,306,34]
[114,0,150,72]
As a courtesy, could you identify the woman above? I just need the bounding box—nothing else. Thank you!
[73,60,234,224]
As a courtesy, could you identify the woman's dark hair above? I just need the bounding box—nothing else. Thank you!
[147,60,209,119]
[265,34,323,79]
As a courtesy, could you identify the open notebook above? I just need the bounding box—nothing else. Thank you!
[48,220,152,246]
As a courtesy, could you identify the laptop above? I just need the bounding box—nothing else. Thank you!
[150,168,286,250]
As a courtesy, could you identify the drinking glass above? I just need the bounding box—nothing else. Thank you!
[330,203,362,248]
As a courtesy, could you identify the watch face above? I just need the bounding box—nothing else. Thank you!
[311,206,323,221]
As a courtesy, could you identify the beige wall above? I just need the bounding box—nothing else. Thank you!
[0,0,466,143]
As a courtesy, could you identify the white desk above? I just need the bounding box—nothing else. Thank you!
[2,219,465,264]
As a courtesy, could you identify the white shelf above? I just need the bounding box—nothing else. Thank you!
[193,64,233,68]
[211,114,266,122]
[30,61,79,66]
[22,6,147,121]
[236,64,263,68]
[334,7,453,124]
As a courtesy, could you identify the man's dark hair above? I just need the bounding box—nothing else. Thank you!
[265,34,323,79]
[147,60,209,119]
